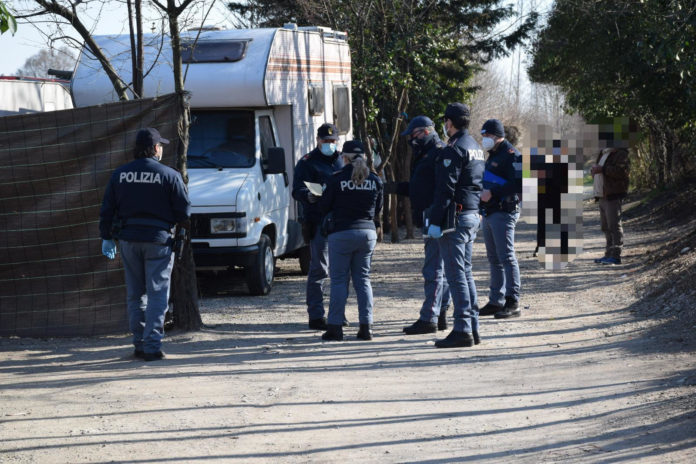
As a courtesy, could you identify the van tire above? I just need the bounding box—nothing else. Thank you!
[298,246,311,275]
[247,234,274,295]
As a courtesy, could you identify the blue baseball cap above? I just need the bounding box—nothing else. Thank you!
[481,119,505,138]
[401,115,434,136]
[136,127,169,148]
[341,140,365,156]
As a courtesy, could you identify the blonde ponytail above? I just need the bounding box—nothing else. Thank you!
[348,155,369,185]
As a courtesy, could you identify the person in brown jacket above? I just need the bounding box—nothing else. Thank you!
[591,147,630,264]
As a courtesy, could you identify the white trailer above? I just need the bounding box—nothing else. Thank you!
[0,77,74,116]
[71,25,352,294]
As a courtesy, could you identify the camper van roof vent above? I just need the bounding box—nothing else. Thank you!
[188,26,223,32]
[181,40,250,63]
[283,23,298,31]
[298,26,331,33]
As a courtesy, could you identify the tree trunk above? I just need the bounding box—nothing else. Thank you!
[164,1,201,331]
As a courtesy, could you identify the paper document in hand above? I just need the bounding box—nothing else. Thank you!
[304,181,324,196]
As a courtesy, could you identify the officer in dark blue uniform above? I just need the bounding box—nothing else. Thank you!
[478,119,523,319]
[390,115,452,334]
[319,140,383,341]
[99,128,191,361]
[292,123,344,330]
[426,103,485,348]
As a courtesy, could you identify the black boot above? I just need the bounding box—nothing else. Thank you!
[435,330,474,348]
[479,302,503,316]
[494,297,521,319]
[356,324,373,340]
[437,306,449,331]
[309,317,328,330]
[321,324,343,341]
[403,319,437,335]
[473,331,481,345]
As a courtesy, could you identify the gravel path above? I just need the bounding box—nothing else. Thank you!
[1,203,695,463]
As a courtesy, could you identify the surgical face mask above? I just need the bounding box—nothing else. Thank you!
[321,142,337,156]
[481,136,496,151]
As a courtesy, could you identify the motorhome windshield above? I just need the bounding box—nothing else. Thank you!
[187,110,256,169]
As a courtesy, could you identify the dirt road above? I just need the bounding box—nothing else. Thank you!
[1,204,695,463]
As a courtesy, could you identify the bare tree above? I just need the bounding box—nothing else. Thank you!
[15,46,75,77]
[15,0,130,99]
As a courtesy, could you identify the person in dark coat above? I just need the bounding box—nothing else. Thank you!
[478,119,523,319]
[426,103,485,349]
[99,128,191,361]
[319,140,383,341]
[292,123,344,330]
[388,115,452,334]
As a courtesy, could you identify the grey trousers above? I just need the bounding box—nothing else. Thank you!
[599,198,624,259]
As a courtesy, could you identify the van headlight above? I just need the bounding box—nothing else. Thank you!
[210,216,246,235]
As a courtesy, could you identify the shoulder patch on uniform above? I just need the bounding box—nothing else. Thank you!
[302,154,310,160]
[509,148,515,153]
[443,159,451,167]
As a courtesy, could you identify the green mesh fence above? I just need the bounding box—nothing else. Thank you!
[0,93,182,337]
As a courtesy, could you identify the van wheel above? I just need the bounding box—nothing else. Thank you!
[298,246,311,275]
[247,234,274,295]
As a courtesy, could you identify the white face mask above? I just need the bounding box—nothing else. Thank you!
[481,137,496,151]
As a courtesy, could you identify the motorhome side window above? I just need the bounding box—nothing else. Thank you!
[187,110,255,169]
[333,85,350,135]
[259,116,276,169]
[308,84,324,116]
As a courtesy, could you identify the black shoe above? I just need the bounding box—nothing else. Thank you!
[133,349,145,359]
[356,324,373,340]
[479,302,503,316]
[403,319,437,335]
[309,317,328,330]
[473,331,481,345]
[321,324,343,341]
[435,330,474,348]
[437,307,449,331]
[495,298,521,319]
[143,350,166,361]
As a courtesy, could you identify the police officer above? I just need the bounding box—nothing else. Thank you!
[391,116,452,334]
[426,103,485,348]
[478,119,523,319]
[99,128,191,361]
[319,140,383,341]
[292,123,344,330]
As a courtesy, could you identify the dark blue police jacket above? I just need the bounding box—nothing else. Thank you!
[430,130,485,227]
[481,139,522,214]
[320,164,383,233]
[408,136,445,227]
[292,147,343,225]
[100,157,191,244]
[395,135,446,227]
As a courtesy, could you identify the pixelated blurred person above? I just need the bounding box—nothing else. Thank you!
[591,120,632,265]
[522,125,584,270]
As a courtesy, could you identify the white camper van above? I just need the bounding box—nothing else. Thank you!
[71,25,352,295]
[0,76,74,116]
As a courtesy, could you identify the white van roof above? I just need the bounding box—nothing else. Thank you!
[71,27,349,109]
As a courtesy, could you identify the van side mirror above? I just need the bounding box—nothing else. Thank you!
[266,147,286,174]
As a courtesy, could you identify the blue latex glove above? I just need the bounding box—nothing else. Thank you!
[427,224,442,239]
[102,239,117,259]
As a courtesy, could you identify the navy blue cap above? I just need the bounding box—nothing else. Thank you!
[444,103,470,121]
[481,119,505,138]
[401,115,434,136]
[136,127,169,148]
[317,123,339,140]
[341,140,365,156]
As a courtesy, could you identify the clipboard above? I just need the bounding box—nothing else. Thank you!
[304,181,324,196]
